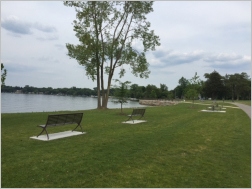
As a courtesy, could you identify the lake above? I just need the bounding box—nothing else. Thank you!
[1,93,146,113]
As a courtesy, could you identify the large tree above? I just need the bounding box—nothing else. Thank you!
[159,83,168,98]
[203,70,224,100]
[175,76,189,99]
[144,84,158,99]
[225,72,251,101]
[64,1,160,109]
[129,84,146,99]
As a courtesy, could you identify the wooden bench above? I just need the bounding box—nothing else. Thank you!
[126,108,146,123]
[37,113,84,140]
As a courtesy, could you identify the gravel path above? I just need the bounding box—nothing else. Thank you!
[231,103,251,119]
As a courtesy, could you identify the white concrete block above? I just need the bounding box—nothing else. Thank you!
[122,120,147,124]
[201,110,226,113]
[30,130,86,141]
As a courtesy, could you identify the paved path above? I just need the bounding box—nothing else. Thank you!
[230,103,251,119]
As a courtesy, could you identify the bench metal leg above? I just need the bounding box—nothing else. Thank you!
[139,115,144,120]
[126,115,144,123]
[37,128,49,140]
[72,124,83,133]
[45,129,49,140]
[126,116,134,123]
[126,116,131,122]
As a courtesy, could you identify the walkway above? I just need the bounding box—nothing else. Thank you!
[230,103,251,119]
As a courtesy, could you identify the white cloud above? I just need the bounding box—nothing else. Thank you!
[204,53,251,71]
[36,35,59,41]
[1,15,32,35]
[1,15,57,35]
[150,49,204,67]
[204,53,243,63]
[148,49,251,79]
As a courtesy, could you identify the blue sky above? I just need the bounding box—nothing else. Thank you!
[1,1,251,90]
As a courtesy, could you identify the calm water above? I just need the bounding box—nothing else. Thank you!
[1,93,146,113]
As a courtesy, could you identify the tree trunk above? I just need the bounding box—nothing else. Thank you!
[101,93,108,109]
[231,85,234,102]
[96,64,101,109]
[236,93,240,100]
[101,69,113,109]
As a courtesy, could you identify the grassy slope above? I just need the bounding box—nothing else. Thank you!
[1,103,251,188]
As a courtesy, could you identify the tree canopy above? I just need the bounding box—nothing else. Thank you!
[64,1,160,109]
[203,70,224,99]
[185,72,202,105]
[224,72,251,101]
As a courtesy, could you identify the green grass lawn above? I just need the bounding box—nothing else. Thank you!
[1,103,251,188]
[228,100,251,106]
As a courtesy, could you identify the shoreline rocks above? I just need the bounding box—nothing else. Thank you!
[139,100,179,106]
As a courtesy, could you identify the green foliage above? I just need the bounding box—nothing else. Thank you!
[1,63,7,86]
[144,84,156,99]
[150,89,157,99]
[203,70,225,100]
[185,72,202,105]
[1,104,250,187]
[186,88,198,101]
[159,83,168,98]
[173,70,250,101]
[143,84,168,99]
[112,79,131,113]
[224,72,251,101]
[176,76,189,98]
[64,1,160,109]
[129,84,144,99]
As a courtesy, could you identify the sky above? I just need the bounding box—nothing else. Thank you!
[1,1,251,90]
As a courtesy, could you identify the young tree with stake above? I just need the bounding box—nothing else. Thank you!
[112,79,131,113]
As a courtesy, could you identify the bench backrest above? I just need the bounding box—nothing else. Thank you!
[46,113,83,126]
[132,108,145,116]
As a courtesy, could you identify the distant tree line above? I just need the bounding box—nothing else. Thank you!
[1,85,97,97]
[1,83,171,99]
[174,71,251,101]
[1,70,251,100]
